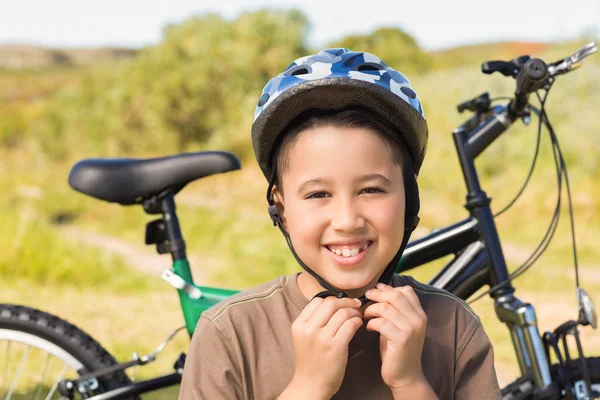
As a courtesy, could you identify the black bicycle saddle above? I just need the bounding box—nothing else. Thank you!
[68,151,240,205]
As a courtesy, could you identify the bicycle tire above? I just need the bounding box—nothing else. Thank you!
[0,303,139,399]
[502,357,600,399]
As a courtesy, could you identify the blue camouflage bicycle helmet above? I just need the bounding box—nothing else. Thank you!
[251,48,429,304]
[252,48,428,181]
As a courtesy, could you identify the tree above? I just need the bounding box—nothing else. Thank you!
[329,27,432,74]
[37,9,311,159]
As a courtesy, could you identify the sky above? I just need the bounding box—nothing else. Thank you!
[0,0,598,50]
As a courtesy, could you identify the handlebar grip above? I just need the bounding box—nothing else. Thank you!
[515,58,548,94]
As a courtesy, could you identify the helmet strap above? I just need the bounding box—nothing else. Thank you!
[266,169,420,305]
[267,176,341,294]
[366,215,419,303]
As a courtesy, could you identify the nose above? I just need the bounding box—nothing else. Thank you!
[330,197,365,233]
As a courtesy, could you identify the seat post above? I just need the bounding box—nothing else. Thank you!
[160,193,187,262]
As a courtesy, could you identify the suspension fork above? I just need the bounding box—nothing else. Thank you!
[495,295,552,387]
[452,125,552,388]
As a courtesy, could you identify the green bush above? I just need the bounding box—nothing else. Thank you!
[329,27,433,74]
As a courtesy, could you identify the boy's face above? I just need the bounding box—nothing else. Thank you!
[274,125,406,294]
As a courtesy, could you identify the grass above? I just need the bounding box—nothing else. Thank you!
[0,157,164,292]
[0,206,163,293]
[0,66,88,103]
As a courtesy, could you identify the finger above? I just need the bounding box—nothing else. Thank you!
[393,285,427,319]
[366,317,405,343]
[322,307,363,337]
[308,297,362,328]
[366,287,421,322]
[334,316,363,344]
[297,297,324,323]
[363,302,412,333]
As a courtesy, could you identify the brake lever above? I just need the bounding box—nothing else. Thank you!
[571,42,598,63]
[548,42,598,76]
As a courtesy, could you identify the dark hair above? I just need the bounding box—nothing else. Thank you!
[271,107,410,189]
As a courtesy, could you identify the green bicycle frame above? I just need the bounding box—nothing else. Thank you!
[172,259,239,335]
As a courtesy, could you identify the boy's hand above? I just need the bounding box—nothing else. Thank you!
[364,283,431,395]
[284,296,363,399]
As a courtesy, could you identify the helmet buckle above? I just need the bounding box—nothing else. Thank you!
[268,204,280,227]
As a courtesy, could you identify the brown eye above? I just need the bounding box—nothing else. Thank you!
[306,191,330,199]
[360,187,384,195]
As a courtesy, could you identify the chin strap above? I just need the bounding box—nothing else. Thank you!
[267,152,420,305]
[313,215,419,306]
[267,183,420,306]
[268,204,342,294]
[269,200,419,305]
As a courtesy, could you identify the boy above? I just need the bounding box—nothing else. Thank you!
[179,49,501,399]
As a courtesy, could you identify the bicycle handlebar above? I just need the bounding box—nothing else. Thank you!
[481,42,597,115]
[516,58,548,94]
[511,58,548,113]
[465,42,598,156]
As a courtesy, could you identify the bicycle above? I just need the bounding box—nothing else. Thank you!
[1,42,598,400]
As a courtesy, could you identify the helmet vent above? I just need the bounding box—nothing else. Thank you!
[357,63,381,72]
[401,86,417,99]
[355,63,384,74]
[257,93,270,107]
[284,65,312,76]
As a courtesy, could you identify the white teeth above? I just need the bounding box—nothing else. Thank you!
[330,247,361,257]
[328,242,371,258]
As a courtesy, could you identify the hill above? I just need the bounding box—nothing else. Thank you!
[428,41,550,69]
[0,40,559,71]
[0,44,138,69]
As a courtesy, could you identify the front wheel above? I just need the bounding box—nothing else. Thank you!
[502,357,600,399]
[0,304,136,399]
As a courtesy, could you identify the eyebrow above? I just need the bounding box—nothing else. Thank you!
[297,178,331,195]
[356,174,393,186]
[296,174,393,195]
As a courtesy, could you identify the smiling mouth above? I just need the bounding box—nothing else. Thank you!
[325,241,373,257]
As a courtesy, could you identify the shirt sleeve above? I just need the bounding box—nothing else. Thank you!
[454,321,502,400]
[179,314,245,400]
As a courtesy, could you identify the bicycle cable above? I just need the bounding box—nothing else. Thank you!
[496,112,563,282]
[492,95,544,218]
[468,82,573,303]
[495,97,580,290]
[490,96,514,102]
[538,95,580,288]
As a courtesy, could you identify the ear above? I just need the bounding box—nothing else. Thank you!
[271,185,289,231]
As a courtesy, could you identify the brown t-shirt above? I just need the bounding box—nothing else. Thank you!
[179,273,501,399]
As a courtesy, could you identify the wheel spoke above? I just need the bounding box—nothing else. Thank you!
[34,353,52,400]
[44,364,67,400]
[1,340,10,400]
[1,307,125,399]
[6,344,30,400]
[1,306,129,398]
